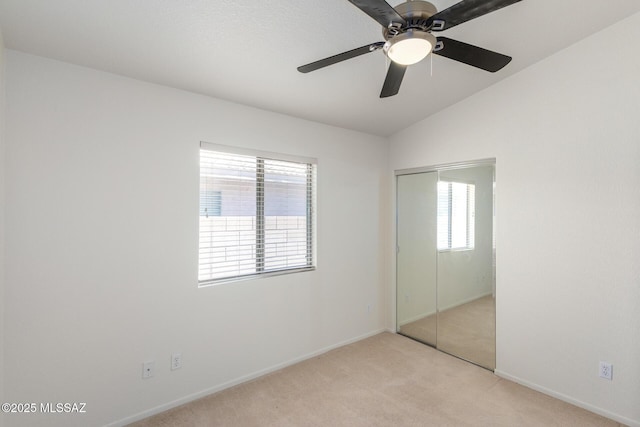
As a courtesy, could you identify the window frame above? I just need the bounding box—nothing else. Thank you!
[198,142,317,287]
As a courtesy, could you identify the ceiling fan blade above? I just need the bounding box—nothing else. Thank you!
[427,0,521,31]
[297,42,385,73]
[347,0,406,28]
[433,37,512,72]
[380,61,407,98]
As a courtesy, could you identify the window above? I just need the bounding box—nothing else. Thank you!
[437,181,475,250]
[198,143,316,285]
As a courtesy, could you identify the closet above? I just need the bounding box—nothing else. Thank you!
[396,161,496,370]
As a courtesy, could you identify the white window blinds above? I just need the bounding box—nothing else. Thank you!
[199,144,316,284]
[437,181,475,250]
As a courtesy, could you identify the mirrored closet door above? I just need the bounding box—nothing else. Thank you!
[396,161,496,370]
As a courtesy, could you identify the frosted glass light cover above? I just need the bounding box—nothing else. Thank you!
[388,38,432,65]
[384,31,437,66]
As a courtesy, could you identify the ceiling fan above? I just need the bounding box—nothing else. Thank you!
[297,0,522,98]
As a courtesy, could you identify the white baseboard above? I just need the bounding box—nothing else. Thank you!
[107,328,386,427]
[494,370,639,427]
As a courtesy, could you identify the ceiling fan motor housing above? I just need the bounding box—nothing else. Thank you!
[382,0,438,40]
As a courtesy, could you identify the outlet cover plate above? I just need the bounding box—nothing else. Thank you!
[142,360,155,379]
[599,361,613,380]
[171,353,182,370]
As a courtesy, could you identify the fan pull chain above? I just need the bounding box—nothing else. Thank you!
[430,53,433,77]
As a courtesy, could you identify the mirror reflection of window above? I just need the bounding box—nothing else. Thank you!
[437,181,475,251]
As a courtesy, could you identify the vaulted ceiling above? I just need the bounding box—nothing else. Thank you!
[1,0,640,136]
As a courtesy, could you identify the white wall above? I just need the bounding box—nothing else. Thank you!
[0,25,6,427]
[390,11,640,427]
[3,50,389,427]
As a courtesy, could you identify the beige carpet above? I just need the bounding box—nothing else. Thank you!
[128,333,623,427]
[399,296,496,369]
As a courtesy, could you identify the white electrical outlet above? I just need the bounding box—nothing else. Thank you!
[142,360,155,379]
[171,353,182,371]
[599,361,613,380]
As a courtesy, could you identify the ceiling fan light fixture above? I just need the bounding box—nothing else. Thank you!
[384,30,437,65]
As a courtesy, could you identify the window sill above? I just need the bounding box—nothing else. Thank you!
[198,266,316,288]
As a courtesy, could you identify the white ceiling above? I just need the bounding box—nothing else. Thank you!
[1,0,640,136]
